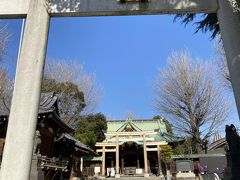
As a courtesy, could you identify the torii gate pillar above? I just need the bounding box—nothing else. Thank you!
[217,0,240,116]
[0,0,50,179]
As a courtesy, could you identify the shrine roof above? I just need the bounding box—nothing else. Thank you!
[154,132,184,143]
[0,92,74,133]
[56,133,96,154]
[104,118,184,143]
[84,156,102,162]
[208,138,226,151]
[107,118,168,133]
[0,92,58,116]
[104,132,184,144]
[39,92,58,114]
[101,119,184,144]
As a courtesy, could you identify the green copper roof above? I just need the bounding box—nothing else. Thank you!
[107,118,168,133]
[155,132,185,143]
[84,156,102,161]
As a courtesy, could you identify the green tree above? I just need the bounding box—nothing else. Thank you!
[173,138,192,155]
[160,145,173,173]
[174,1,240,39]
[74,113,107,148]
[41,77,85,124]
[174,13,219,39]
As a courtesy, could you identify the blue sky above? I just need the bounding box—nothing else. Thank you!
[1,15,238,124]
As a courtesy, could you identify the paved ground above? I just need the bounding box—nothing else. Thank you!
[105,178,162,180]
[96,176,200,180]
[102,176,165,180]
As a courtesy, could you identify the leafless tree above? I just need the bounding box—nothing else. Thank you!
[0,69,7,96]
[0,67,13,111]
[0,24,11,112]
[125,111,138,120]
[44,59,102,115]
[153,50,230,153]
[0,25,9,61]
[213,39,232,90]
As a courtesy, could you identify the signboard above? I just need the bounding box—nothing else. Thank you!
[94,166,101,173]
[176,160,193,172]
[136,168,143,174]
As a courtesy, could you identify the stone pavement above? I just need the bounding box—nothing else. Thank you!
[97,176,200,180]
[96,175,168,180]
[104,177,163,180]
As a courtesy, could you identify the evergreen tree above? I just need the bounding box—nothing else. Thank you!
[74,113,107,148]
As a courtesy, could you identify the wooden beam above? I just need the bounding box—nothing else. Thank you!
[0,0,218,19]
[146,148,158,151]
[97,148,116,152]
[96,140,168,147]
[95,142,117,147]
[105,131,157,136]
[146,141,168,146]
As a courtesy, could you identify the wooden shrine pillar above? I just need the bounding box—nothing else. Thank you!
[137,147,140,169]
[102,146,106,177]
[143,134,149,177]
[115,135,120,178]
[157,145,163,176]
[148,160,151,173]
[121,153,124,175]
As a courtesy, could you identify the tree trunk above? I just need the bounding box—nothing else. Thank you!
[191,133,201,154]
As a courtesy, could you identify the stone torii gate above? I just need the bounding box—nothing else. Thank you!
[0,0,239,179]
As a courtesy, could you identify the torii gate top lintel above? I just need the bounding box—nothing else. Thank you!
[0,0,218,19]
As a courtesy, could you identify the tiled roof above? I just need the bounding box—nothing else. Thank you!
[0,92,74,133]
[56,133,95,154]
[0,92,58,116]
[105,119,184,143]
[84,156,102,161]
[154,132,185,143]
[39,92,58,114]
[208,138,226,151]
[107,119,168,133]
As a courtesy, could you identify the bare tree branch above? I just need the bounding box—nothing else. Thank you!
[0,25,10,61]
[0,67,13,111]
[213,39,232,90]
[44,59,102,115]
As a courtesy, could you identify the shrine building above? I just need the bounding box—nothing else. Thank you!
[95,118,183,178]
[0,93,95,180]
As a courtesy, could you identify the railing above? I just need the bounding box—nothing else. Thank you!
[39,156,68,172]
